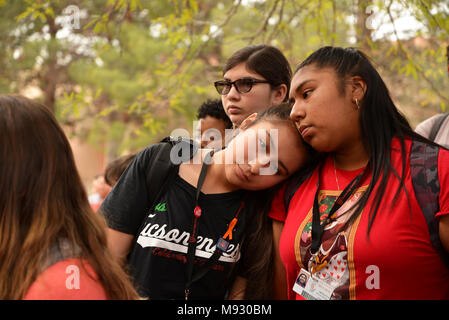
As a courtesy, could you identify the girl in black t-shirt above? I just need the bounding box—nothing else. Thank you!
[101,103,313,299]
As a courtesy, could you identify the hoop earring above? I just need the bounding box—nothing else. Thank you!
[355,98,361,110]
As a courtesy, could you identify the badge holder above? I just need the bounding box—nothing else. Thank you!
[293,253,335,300]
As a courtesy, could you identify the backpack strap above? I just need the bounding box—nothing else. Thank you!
[410,140,449,268]
[429,113,449,142]
[145,136,199,219]
[146,140,176,211]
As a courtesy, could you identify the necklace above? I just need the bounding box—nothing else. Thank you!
[333,157,341,191]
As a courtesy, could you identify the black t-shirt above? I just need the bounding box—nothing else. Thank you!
[100,145,251,299]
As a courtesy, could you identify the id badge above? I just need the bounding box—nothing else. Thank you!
[293,268,335,300]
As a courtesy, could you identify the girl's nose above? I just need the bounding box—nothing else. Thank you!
[290,102,305,123]
[248,155,271,175]
[225,84,241,100]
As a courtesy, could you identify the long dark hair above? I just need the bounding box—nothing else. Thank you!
[0,95,139,299]
[296,46,437,234]
[224,45,292,101]
[236,103,317,299]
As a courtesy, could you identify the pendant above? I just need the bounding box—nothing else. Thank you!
[194,206,202,217]
[216,238,230,252]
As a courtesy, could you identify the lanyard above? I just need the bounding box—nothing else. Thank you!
[310,161,369,256]
[184,150,245,300]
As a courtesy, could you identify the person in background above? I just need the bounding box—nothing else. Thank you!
[0,95,139,300]
[214,44,292,128]
[104,153,137,188]
[88,174,112,212]
[415,44,449,148]
[196,99,232,150]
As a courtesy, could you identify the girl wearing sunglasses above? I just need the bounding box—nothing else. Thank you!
[214,45,292,128]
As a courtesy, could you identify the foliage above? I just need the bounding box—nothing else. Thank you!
[1,0,448,157]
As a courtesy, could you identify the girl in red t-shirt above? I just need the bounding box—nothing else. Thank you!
[274,46,449,300]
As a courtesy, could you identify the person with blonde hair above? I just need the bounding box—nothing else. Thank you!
[0,95,140,300]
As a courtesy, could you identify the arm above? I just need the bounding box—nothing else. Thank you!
[439,215,449,253]
[272,219,288,299]
[438,148,449,253]
[100,146,155,264]
[106,228,134,265]
[228,276,247,300]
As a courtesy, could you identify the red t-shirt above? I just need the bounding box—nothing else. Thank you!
[24,258,107,300]
[270,138,449,300]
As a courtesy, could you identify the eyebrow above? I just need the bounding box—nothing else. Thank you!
[222,76,260,81]
[290,79,316,99]
[265,129,288,175]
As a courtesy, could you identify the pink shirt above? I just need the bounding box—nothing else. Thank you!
[24,258,107,300]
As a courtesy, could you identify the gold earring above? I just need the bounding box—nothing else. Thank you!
[355,98,361,110]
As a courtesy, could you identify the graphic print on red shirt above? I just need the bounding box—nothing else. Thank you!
[271,138,449,300]
[296,187,367,300]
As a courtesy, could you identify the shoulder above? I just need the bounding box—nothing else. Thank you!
[179,147,215,180]
[181,147,212,166]
[133,143,162,166]
[415,114,447,138]
[269,162,321,221]
[23,258,107,300]
[269,184,287,222]
[438,147,449,182]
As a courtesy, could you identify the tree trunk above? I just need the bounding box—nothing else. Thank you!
[42,13,59,113]
[356,0,373,53]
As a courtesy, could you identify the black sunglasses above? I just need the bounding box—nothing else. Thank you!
[214,78,271,95]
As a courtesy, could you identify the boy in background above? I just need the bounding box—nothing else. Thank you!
[196,99,233,149]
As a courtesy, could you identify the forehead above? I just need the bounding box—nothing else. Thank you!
[200,116,227,132]
[290,66,338,96]
[245,120,302,150]
[235,120,305,174]
[223,62,262,80]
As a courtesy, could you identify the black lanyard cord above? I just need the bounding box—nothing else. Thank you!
[184,150,245,300]
[185,150,212,299]
[310,162,370,255]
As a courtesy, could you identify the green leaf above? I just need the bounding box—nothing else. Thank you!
[15,8,33,22]
[45,7,54,18]
[93,21,106,34]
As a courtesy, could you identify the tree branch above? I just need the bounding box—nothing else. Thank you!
[244,0,280,44]
[386,0,449,105]
[267,0,285,43]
